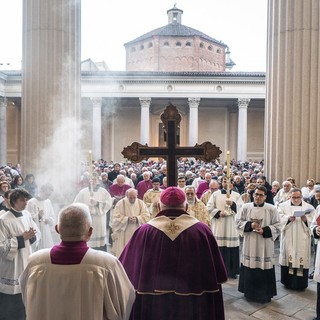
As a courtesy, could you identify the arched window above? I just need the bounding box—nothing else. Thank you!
[186,42,192,47]
[217,48,221,53]
[148,42,153,48]
[208,45,213,51]
[164,41,170,47]
[200,42,204,48]
[176,41,182,47]
[140,44,144,50]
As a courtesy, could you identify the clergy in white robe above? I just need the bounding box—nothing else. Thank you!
[273,181,292,208]
[236,185,281,303]
[0,188,40,320]
[207,178,241,278]
[278,188,315,290]
[74,174,112,250]
[26,183,55,250]
[111,188,150,257]
[143,178,163,218]
[19,203,135,320]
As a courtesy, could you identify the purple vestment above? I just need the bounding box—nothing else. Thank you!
[50,241,89,264]
[109,184,131,198]
[196,181,210,199]
[136,180,153,199]
[119,209,227,320]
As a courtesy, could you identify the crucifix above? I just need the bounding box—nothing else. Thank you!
[122,104,222,186]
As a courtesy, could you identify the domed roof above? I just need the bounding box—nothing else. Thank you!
[124,6,227,48]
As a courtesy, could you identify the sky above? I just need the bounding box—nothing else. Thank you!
[0,0,268,72]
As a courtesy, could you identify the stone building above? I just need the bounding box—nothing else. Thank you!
[0,4,265,176]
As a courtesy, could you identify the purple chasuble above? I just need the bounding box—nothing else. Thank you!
[50,241,89,265]
[119,209,228,320]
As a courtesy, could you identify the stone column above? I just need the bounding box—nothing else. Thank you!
[0,97,7,166]
[188,97,200,145]
[228,106,238,160]
[139,98,151,145]
[237,98,250,161]
[266,0,320,186]
[91,98,102,160]
[22,0,81,200]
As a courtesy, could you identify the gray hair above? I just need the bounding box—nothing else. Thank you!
[58,203,92,239]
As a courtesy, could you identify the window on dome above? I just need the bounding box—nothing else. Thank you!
[176,41,182,47]
[131,47,136,52]
[200,42,204,48]
[217,48,221,53]
[148,42,153,48]
[173,13,178,22]
[164,42,170,47]
[208,45,213,51]
[186,42,192,47]
[140,45,144,50]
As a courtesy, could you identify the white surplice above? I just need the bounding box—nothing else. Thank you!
[111,197,150,257]
[207,190,241,247]
[236,202,280,270]
[74,187,113,248]
[26,197,55,249]
[278,200,315,268]
[0,210,40,294]
[19,248,135,320]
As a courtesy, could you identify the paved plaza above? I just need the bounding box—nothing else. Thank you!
[223,240,317,320]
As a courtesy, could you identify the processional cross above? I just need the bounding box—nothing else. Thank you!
[122,104,222,186]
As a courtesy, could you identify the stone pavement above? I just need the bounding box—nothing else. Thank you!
[223,240,317,320]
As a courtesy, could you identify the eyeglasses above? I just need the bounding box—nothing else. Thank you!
[254,193,265,197]
[186,193,194,195]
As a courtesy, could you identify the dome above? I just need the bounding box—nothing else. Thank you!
[124,6,234,72]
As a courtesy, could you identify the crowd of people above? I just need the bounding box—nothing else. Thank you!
[1,158,320,319]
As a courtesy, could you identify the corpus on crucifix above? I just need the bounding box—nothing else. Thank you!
[122,104,222,186]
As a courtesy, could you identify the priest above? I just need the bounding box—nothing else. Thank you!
[74,172,113,250]
[111,188,150,257]
[236,185,281,303]
[0,188,40,320]
[20,203,135,320]
[278,188,315,290]
[207,177,241,278]
[119,186,227,320]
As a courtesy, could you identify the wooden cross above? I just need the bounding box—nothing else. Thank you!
[122,104,222,186]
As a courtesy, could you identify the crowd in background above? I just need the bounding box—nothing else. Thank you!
[0,158,319,205]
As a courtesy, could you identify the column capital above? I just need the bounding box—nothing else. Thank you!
[238,98,250,109]
[90,97,102,107]
[139,97,151,108]
[188,97,201,108]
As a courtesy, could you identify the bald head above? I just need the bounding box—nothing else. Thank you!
[56,203,92,241]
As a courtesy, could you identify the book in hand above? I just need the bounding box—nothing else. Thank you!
[294,209,313,217]
[316,215,320,226]
[293,211,305,217]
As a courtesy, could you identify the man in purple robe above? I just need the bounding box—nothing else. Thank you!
[119,186,227,320]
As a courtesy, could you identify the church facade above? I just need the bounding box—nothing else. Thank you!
[0,6,265,166]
